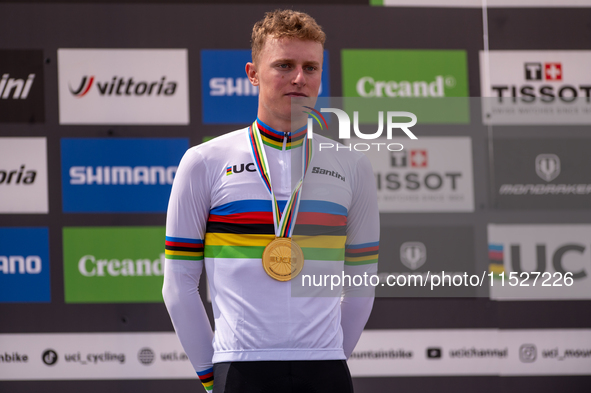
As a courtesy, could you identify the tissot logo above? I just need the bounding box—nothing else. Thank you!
[483,52,591,102]
[525,62,562,81]
[400,242,427,270]
[390,150,427,168]
[68,75,177,98]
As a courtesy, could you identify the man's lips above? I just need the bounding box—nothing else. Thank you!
[285,92,308,97]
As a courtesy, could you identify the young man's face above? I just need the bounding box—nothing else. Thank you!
[248,37,323,129]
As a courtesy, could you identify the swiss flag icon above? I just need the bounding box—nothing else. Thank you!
[544,63,562,81]
[410,150,428,168]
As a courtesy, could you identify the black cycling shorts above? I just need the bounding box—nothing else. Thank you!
[212,360,354,393]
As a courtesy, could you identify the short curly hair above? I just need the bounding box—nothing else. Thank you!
[251,9,326,64]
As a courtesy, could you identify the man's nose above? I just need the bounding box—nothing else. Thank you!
[292,67,306,87]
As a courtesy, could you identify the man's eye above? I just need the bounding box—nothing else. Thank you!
[278,64,290,69]
[305,66,317,72]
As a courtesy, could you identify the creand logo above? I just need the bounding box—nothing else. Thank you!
[305,107,417,152]
[69,75,177,98]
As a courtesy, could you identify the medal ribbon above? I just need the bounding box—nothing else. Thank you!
[248,120,313,238]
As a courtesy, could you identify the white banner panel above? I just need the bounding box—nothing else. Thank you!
[488,224,591,300]
[480,50,591,125]
[356,137,474,212]
[1,330,590,380]
[58,49,189,125]
[0,137,48,214]
[0,332,196,380]
[349,329,591,377]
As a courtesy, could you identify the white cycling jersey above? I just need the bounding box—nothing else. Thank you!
[163,119,379,391]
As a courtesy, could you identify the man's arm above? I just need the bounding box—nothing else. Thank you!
[341,154,380,358]
[162,148,214,391]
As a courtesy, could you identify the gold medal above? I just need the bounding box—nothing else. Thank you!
[262,237,304,281]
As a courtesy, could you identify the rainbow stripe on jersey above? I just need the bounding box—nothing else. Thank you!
[204,199,349,261]
[256,119,307,150]
[164,237,204,261]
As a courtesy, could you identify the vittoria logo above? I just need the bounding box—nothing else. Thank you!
[0,165,37,185]
[399,242,427,270]
[535,154,560,182]
[69,75,177,98]
[525,62,562,82]
[226,163,256,176]
[58,49,189,125]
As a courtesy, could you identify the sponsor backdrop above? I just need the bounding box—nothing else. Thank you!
[0,2,590,393]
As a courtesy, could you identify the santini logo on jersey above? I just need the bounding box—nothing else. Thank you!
[311,167,345,182]
[226,163,256,176]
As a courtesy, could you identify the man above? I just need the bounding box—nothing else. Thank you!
[163,9,379,392]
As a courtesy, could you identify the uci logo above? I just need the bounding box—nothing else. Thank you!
[226,163,256,176]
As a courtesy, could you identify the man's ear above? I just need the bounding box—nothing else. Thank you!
[245,62,259,86]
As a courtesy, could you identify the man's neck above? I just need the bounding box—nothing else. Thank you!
[257,114,306,134]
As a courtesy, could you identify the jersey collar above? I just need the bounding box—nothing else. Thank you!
[255,118,307,151]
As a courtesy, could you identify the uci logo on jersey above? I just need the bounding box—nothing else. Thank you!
[226,163,256,176]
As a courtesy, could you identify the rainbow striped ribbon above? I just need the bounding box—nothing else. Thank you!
[248,120,314,238]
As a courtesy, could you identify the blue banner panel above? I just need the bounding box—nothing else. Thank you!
[61,138,188,212]
[201,49,330,124]
[0,227,50,303]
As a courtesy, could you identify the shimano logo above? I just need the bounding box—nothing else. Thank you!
[0,73,35,99]
[311,166,345,182]
[69,166,177,185]
[209,77,258,96]
[0,255,42,274]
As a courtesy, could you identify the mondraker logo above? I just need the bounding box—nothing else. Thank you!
[226,163,256,176]
[400,242,427,270]
[69,75,177,98]
[535,154,560,182]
